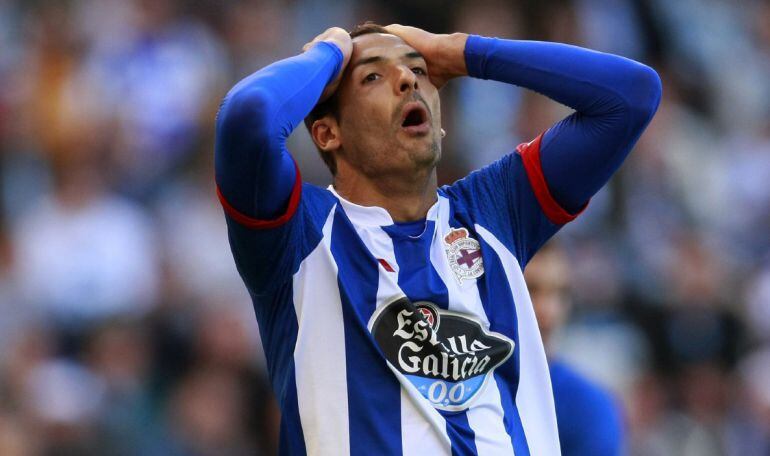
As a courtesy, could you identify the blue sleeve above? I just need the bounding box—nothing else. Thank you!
[215,41,343,219]
[464,35,662,214]
[214,43,342,294]
[550,362,624,456]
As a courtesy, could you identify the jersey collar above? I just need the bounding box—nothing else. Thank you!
[327,185,441,227]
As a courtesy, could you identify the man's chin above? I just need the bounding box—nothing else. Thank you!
[405,140,440,169]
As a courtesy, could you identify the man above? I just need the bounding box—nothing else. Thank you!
[525,243,624,455]
[215,23,660,455]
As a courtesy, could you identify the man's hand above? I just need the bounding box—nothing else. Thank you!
[384,24,468,89]
[303,27,353,102]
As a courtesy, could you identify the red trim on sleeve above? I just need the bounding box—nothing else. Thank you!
[216,159,303,230]
[516,133,586,225]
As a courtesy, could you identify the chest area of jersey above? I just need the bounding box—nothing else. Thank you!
[341,220,514,411]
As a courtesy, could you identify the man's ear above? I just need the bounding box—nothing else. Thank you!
[311,116,341,152]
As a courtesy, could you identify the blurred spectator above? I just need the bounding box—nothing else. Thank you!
[11,150,160,331]
[24,359,106,454]
[730,348,770,455]
[0,413,37,456]
[525,243,625,455]
[0,0,767,453]
[164,367,255,455]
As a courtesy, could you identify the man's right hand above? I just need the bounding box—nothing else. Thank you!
[303,27,352,102]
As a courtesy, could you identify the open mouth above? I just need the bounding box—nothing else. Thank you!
[400,102,430,135]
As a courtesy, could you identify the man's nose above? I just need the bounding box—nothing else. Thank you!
[395,66,418,94]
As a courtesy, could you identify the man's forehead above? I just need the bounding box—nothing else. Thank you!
[351,33,417,60]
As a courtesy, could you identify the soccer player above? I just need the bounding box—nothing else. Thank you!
[525,243,625,455]
[215,23,660,455]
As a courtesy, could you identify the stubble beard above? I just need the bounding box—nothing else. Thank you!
[407,132,441,170]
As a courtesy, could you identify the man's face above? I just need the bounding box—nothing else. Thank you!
[524,248,571,346]
[332,33,442,178]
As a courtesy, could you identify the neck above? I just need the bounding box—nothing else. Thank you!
[333,168,438,222]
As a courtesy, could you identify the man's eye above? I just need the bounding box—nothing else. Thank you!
[412,67,427,75]
[363,73,380,83]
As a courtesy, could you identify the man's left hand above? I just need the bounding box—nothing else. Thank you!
[384,24,469,89]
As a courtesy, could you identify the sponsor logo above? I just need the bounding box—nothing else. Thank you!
[370,298,513,411]
[444,228,484,283]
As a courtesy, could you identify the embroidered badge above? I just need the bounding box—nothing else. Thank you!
[444,228,484,282]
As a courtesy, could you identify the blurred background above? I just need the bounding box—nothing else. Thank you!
[0,0,768,454]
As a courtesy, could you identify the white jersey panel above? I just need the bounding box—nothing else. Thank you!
[476,224,562,456]
[337,198,452,454]
[433,198,516,455]
[292,206,351,456]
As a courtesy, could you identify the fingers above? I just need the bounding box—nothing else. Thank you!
[384,24,426,40]
[384,24,412,34]
[302,27,351,54]
[301,27,353,103]
[383,24,403,34]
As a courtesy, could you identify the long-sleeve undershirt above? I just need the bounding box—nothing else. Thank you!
[215,35,661,220]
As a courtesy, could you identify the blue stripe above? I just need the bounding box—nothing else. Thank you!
[278,368,308,456]
[384,221,449,309]
[443,411,479,456]
[474,233,531,455]
[330,207,402,455]
[251,284,307,455]
[493,371,528,455]
[387,221,478,455]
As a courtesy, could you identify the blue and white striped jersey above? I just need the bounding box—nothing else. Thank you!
[220,136,580,455]
[216,32,661,455]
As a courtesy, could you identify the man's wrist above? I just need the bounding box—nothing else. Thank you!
[463,35,496,79]
[438,33,469,79]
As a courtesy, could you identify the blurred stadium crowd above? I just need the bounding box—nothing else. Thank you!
[0,0,768,454]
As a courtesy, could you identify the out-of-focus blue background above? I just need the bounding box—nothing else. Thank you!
[0,0,768,454]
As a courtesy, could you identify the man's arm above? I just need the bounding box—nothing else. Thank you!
[463,35,662,214]
[386,25,661,216]
[214,28,350,222]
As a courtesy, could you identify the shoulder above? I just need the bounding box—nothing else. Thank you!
[440,152,523,217]
[550,360,623,445]
[550,360,617,409]
[550,360,624,454]
[300,183,338,224]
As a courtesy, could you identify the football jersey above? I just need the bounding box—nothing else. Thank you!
[219,135,581,455]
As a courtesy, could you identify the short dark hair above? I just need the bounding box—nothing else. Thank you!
[303,22,390,176]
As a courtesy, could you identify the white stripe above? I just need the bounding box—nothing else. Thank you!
[467,376,518,455]
[400,387,452,455]
[431,200,515,455]
[344,214,403,307]
[476,224,562,456]
[431,196,490,325]
[293,206,350,456]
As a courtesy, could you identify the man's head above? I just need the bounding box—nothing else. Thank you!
[304,23,442,181]
[524,242,572,347]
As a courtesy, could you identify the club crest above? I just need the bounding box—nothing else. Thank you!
[444,228,484,282]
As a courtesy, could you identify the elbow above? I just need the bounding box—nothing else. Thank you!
[623,63,663,127]
[216,84,275,139]
[214,84,275,184]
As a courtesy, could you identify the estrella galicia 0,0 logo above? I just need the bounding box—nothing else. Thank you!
[369,297,514,411]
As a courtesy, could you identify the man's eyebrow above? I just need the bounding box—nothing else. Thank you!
[404,51,424,61]
[351,55,384,69]
[351,51,426,70]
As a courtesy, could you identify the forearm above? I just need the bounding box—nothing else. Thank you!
[464,36,661,212]
[215,42,343,219]
[464,36,659,118]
